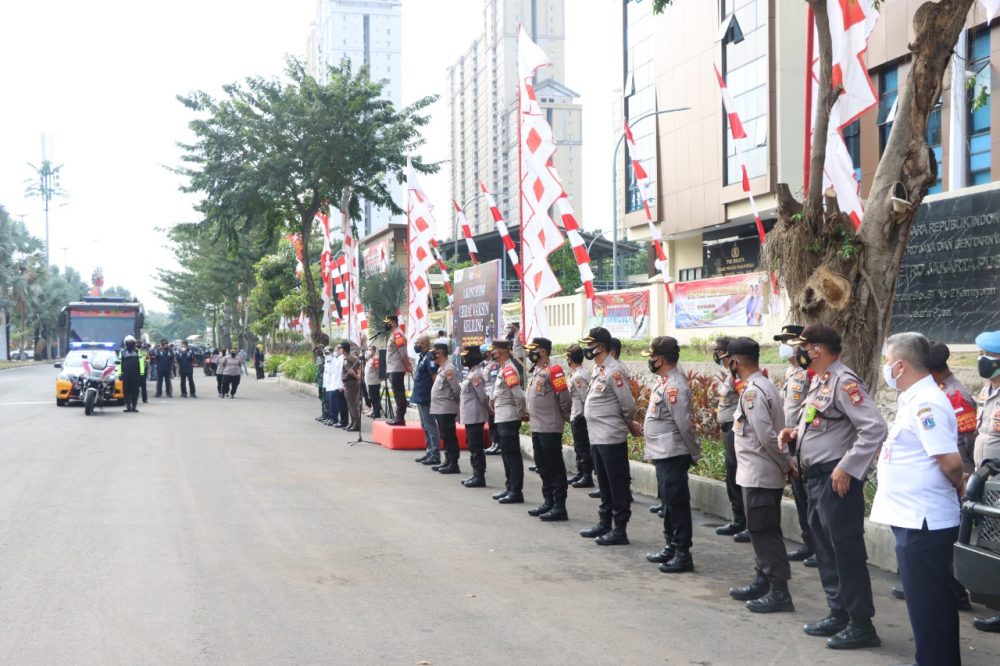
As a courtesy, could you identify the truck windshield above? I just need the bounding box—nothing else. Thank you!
[68,315,135,345]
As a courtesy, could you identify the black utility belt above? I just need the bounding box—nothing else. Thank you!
[800,459,841,480]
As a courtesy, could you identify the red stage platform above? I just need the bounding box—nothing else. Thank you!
[371,419,486,451]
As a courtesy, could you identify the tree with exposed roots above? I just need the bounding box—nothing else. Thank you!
[654,0,977,388]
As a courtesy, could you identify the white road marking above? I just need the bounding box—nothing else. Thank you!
[0,401,52,406]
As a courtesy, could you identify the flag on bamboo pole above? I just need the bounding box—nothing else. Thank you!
[479,181,522,279]
[518,25,566,341]
[428,238,454,306]
[623,119,673,303]
[453,201,479,265]
[285,233,305,279]
[405,158,436,346]
[316,210,334,327]
[545,162,595,314]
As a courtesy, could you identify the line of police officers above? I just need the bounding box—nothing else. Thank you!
[384,313,1000,652]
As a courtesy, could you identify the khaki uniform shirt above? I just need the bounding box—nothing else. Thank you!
[385,328,409,373]
[341,353,360,383]
[460,366,490,425]
[734,371,788,489]
[643,366,699,462]
[526,361,572,434]
[364,356,380,385]
[796,360,887,480]
[568,366,591,421]
[430,364,460,415]
[583,356,636,444]
[483,360,500,399]
[492,359,526,423]
[716,373,739,424]
[974,380,1000,467]
[783,366,810,427]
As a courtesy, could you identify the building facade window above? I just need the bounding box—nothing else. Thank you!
[625,0,656,214]
[723,0,768,186]
[968,27,991,185]
[927,101,943,194]
[877,66,898,155]
[679,267,703,282]
[843,119,861,181]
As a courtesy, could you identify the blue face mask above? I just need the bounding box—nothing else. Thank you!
[413,344,422,355]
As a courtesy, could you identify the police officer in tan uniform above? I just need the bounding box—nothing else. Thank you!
[714,337,749,543]
[524,337,572,521]
[430,342,462,474]
[565,344,594,488]
[723,338,794,614]
[341,341,362,432]
[490,339,527,504]
[459,344,490,488]
[383,315,412,425]
[639,336,698,573]
[579,327,636,546]
[928,342,978,471]
[780,324,886,650]
[973,331,1000,468]
[775,325,814,564]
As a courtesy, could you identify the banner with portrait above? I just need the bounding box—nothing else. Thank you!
[674,272,769,328]
[586,290,650,338]
[363,240,390,275]
[452,260,501,348]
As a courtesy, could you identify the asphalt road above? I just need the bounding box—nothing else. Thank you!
[1,363,998,665]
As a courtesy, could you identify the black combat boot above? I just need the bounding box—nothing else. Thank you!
[437,461,461,474]
[587,489,601,498]
[462,474,486,488]
[803,609,850,637]
[826,616,880,650]
[566,472,582,485]
[733,529,751,543]
[645,545,675,563]
[528,499,554,517]
[974,614,1000,632]
[659,549,693,574]
[492,488,510,500]
[415,453,430,463]
[729,573,769,601]
[539,502,568,522]
[595,525,629,546]
[497,491,524,504]
[580,515,611,539]
[715,521,746,536]
[786,543,814,561]
[572,473,594,488]
[746,580,794,613]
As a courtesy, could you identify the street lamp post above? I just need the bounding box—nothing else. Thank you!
[611,107,689,289]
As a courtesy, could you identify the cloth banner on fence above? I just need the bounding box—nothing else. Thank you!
[586,291,650,339]
[364,240,389,275]
[452,260,501,349]
[674,273,771,329]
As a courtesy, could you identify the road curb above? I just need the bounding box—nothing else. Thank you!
[278,375,897,572]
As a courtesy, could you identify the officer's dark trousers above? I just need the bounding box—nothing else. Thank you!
[223,375,241,397]
[465,422,486,475]
[217,373,225,396]
[892,523,961,666]
[570,415,593,476]
[388,372,407,421]
[721,422,745,524]
[255,365,265,380]
[592,443,631,528]
[495,421,523,493]
[744,487,791,583]
[655,455,693,549]
[139,374,147,402]
[805,463,874,618]
[367,384,381,417]
[488,412,498,447]
[532,432,567,504]
[123,376,140,410]
[179,372,196,397]
[333,389,347,424]
[318,384,328,418]
[789,473,812,547]
[434,413,460,463]
[156,373,172,397]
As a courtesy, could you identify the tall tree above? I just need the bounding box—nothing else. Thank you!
[176,58,436,343]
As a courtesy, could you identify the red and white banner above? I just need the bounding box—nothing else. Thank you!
[453,201,479,265]
[480,181,522,279]
[363,240,389,274]
[518,25,567,340]
[624,119,672,303]
[548,164,596,314]
[406,158,436,346]
[316,210,334,327]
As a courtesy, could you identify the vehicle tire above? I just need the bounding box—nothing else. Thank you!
[84,388,97,416]
[56,398,67,407]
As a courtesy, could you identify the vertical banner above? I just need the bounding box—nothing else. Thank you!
[452,260,501,349]
[587,290,650,339]
[674,273,770,328]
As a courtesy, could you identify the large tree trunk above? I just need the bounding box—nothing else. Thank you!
[770,0,973,389]
[299,198,323,345]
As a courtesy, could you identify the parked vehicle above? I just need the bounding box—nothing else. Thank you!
[55,344,124,407]
[955,460,1000,612]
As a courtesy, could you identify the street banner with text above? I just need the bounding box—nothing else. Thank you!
[674,273,768,328]
[452,260,501,349]
[587,290,650,339]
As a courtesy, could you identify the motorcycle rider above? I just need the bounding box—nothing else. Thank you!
[117,335,144,413]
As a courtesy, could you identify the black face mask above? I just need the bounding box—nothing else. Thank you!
[796,347,813,370]
[384,323,392,331]
[728,359,739,381]
[978,355,1000,379]
[527,350,541,364]
[583,346,600,361]
[647,358,661,374]
[712,350,723,366]
[126,342,135,350]
[230,352,236,357]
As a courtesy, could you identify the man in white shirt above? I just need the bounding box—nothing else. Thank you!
[870,332,966,666]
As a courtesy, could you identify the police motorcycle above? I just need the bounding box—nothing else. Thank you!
[76,353,119,416]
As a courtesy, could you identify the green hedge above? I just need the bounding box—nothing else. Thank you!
[279,353,317,384]
[264,353,288,375]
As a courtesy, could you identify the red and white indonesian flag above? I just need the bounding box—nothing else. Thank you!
[316,210,333,326]
[453,201,479,265]
[405,158,436,346]
[518,25,566,341]
[624,119,672,303]
[810,0,879,231]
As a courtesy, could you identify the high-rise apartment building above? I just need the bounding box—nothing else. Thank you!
[308,0,403,236]
[448,0,583,236]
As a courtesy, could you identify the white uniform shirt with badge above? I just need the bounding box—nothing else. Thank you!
[870,375,960,530]
[643,366,699,462]
[568,366,591,421]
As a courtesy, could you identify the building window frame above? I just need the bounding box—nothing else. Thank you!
[967,26,991,186]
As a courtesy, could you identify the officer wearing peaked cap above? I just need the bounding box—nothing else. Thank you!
[489,339,527,504]
[779,324,886,650]
[524,337,572,521]
[383,314,411,426]
[458,344,490,488]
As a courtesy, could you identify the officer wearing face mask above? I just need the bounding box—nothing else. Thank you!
[713,337,749,543]
[972,330,1000,468]
[117,335,144,413]
[383,314,412,426]
[778,323,886,650]
[774,325,815,565]
[523,337,572,522]
[489,339,527,504]
[579,327,637,546]
[459,345,490,488]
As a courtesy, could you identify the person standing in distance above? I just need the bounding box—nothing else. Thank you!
[411,335,442,466]
[254,344,265,380]
[713,336,749,543]
[565,344,594,489]
[117,335,144,413]
[364,344,381,418]
[524,337,572,522]
[430,342,462,474]
[218,347,243,397]
[926,342,977,472]
[723,338,794,613]
[322,346,338,423]
[489,339,527,504]
[869,332,965,665]
[483,351,502,455]
[153,339,175,398]
[579,327,637,546]
[383,315,411,426]
[639,336,698,573]
[341,341,362,432]
[779,323,886,650]
[177,340,197,398]
[459,344,489,488]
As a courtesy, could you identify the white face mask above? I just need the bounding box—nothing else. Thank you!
[882,361,901,390]
[778,343,794,361]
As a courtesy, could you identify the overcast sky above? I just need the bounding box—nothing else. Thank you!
[0,0,618,312]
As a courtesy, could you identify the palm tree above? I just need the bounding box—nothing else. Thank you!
[0,207,45,357]
[360,265,406,324]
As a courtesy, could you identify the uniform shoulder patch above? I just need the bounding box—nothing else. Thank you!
[445,369,455,380]
[921,415,936,430]
[842,381,863,406]
[613,370,624,387]
[502,365,519,388]
[667,387,678,404]
[549,365,568,393]
[392,330,405,347]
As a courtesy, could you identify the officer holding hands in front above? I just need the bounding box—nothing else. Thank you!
[489,339,527,504]
[459,344,490,488]
[524,337,573,522]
